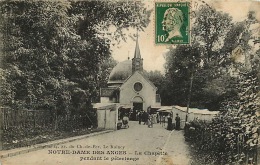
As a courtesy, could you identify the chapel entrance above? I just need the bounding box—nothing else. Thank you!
[132,103,143,121]
[131,96,143,121]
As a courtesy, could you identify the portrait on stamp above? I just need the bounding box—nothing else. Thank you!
[162,7,184,42]
[155,2,190,44]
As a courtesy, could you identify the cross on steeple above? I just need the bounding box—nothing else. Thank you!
[132,28,143,73]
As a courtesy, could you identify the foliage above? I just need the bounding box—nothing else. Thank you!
[0,69,14,106]
[3,123,103,150]
[193,5,232,62]
[162,4,259,111]
[144,70,164,93]
[163,5,233,108]
[98,57,118,88]
[163,44,202,106]
[0,0,150,112]
[185,70,259,165]
[0,0,150,148]
[162,5,259,163]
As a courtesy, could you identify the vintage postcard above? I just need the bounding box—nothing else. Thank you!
[0,0,259,165]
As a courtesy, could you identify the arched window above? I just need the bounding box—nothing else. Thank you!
[132,96,143,103]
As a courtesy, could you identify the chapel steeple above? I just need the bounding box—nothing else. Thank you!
[132,31,143,73]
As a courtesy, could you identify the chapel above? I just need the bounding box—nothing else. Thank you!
[100,37,161,120]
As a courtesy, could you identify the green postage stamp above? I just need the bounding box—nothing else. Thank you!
[155,2,190,44]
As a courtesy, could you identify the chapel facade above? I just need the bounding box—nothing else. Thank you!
[100,37,161,120]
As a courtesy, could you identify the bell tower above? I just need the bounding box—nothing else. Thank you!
[132,32,143,73]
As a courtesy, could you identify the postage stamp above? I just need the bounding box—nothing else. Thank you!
[155,2,190,44]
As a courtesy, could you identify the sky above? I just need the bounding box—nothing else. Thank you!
[110,0,260,73]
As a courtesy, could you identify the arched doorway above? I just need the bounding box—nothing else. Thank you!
[131,96,143,121]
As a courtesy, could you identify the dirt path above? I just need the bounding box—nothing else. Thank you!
[2,121,191,165]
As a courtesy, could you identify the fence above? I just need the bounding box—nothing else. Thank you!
[1,107,97,129]
[2,108,52,129]
[0,106,97,150]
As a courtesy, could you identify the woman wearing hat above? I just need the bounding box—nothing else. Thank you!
[167,114,173,130]
[175,113,181,130]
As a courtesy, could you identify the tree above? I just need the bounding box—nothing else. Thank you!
[98,57,117,88]
[144,70,164,95]
[183,9,260,164]
[0,1,73,111]
[66,0,151,107]
[162,5,249,110]
[193,5,232,63]
[0,0,150,119]
[163,45,201,106]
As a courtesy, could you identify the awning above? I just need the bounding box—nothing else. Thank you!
[119,104,132,109]
[151,106,162,109]
[92,103,117,109]
[157,109,172,113]
[173,105,219,115]
[157,106,173,112]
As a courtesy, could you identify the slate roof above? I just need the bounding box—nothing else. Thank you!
[108,60,132,84]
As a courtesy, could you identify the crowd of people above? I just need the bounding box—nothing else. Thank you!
[136,110,181,130]
[119,107,181,130]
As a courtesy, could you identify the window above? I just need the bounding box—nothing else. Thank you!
[134,82,143,92]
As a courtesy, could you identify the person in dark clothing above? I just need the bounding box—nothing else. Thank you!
[156,112,160,123]
[138,110,143,124]
[142,111,148,125]
[167,114,173,130]
[175,113,181,130]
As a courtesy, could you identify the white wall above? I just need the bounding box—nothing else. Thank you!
[97,110,106,129]
[119,72,157,111]
[96,104,118,130]
[100,97,117,103]
[100,97,110,103]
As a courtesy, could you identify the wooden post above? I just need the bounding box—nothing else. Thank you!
[185,65,194,123]
[0,107,3,150]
